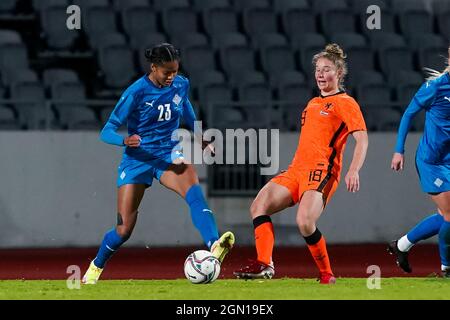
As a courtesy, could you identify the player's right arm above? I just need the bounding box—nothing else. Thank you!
[392,81,437,171]
[100,93,141,148]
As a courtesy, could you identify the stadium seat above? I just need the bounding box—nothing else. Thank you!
[211,32,248,51]
[0,0,16,13]
[273,0,309,13]
[113,0,150,12]
[346,47,376,75]
[94,32,127,50]
[398,9,433,36]
[52,81,99,130]
[33,0,68,11]
[132,32,167,52]
[369,32,407,50]
[271,70,306,88]
[408,33,447,51]
[153,0,190,10]
[83,7,118,48]
[260,45,297,75]
[243,8,278,36]
[239,71,267,86]
[121,7,158,38]
[187,69,226,99]
[277,83,311,131]
[10,82,53,129]
[0,105,19,130]
[388,70,424,88]
[290,33,326,52]
[220,45,257,80]
[437,11,450,41]
[320,9,357,37]
[282,7,317,37]
[311,0,348,13]
[171,33,209,52]
[356,83,392,108]
[182,45,216,75]
[98,45,137,90]
[188,70,226,88]
[391,0,428,12]
[346,70,384,90]
[203,7,240,36]
[252,32,288,50]
[198,83,243,128]
[162,7,199,39]
[231,0,271,10]
[379,47,415,77]
[364,107,402,131]
[41,5,80,50]
[238,82,273,128]
[330,33,367,50]
[6,68,39,88]
[0,43,29,73]
[43,68,80,90]
[432,0,450,13]
[192,0,231,12]
[0,30,22,44]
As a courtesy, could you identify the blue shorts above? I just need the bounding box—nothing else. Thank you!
[415,156,450,194]
[117,149,184,188]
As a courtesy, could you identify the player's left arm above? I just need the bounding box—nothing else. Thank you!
[345,130,369,193]
[334,99,368,193]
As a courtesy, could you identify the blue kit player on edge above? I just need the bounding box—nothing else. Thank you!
[82,43,234,284]
[388,46,450,277]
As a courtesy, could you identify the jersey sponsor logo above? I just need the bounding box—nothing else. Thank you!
[434,178,443,187]
[172,94,182,106]
[145,100,155,107]
[444,97,450,103]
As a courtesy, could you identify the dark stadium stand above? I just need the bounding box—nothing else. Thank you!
[0,0,447,131]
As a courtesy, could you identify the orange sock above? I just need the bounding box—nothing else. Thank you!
[304,229,333,275]
[253,216,274,265]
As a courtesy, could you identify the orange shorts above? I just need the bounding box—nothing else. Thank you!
[271,168,339,205]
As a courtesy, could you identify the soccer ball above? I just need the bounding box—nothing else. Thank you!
[184,250,221,284]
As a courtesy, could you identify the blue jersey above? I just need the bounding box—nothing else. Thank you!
[100,74,196,160]
[395,72,450,165]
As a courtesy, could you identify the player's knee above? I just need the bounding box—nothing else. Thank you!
[296,214,315,236]
[250,199,267,219]
[116,226,132,241]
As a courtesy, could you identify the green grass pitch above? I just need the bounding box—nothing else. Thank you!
[0,278,449,300]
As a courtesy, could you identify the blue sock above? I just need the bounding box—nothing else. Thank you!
[439,221,450,267]
[185,184,219,248]
[93,228,126,268]
[407,213,444,243]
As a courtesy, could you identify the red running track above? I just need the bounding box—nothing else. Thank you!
[0,244,441,280]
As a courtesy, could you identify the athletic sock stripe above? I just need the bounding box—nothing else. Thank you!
[253,215,272,229]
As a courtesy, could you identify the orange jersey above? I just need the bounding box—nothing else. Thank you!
[289,92,367,180]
